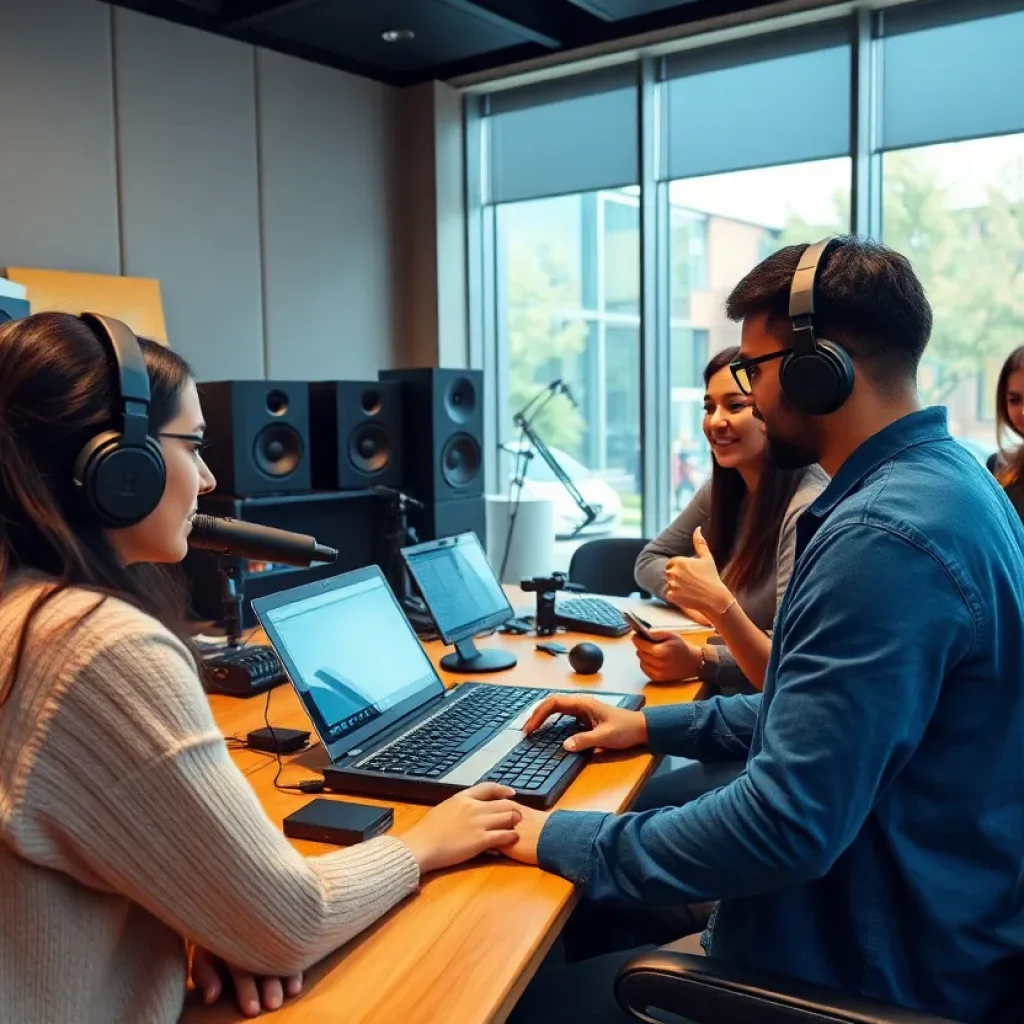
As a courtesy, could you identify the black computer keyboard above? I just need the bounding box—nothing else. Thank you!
[358,686,540,778]
[556,596,630,637]
[482,715,583,791]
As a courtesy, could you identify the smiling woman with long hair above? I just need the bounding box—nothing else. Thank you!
[988,346,1024,523]
[634,346,828,694]
[0,312,521,1024]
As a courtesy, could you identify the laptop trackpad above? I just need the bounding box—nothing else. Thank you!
[442,729,523,787]
[439,693,628,788]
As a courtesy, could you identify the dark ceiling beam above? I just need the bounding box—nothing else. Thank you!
[440,0,598,50]
[219,0,321,29]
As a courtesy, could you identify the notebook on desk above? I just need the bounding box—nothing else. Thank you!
[252,565,644,809]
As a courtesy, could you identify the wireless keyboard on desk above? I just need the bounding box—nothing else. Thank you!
[555,596,631,637]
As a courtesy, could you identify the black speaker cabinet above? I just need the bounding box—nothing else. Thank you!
[183,490,395,629]
[198,381,311,496]
[379,368,484,502]
[0,296,29,323]
[410,497,486,549]
[309,380,402,490]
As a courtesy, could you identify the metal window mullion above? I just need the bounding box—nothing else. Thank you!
[852,7,883,240]
[639,56,670,540]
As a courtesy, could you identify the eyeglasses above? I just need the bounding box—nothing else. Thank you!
[157,432,209,451]
[729,350,788,396]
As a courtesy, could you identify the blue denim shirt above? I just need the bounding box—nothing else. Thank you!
[539,408,1024,1022]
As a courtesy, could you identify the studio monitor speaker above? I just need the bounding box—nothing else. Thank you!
[310,380,402,490]
[198,381,311,496]
[379,368,484,502]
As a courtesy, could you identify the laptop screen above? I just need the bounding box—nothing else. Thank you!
[402,532,512,644]
[255,568,444,759]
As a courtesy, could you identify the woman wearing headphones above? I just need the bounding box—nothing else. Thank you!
[987,346,1024,523]
[634,347,828,697]
[0,313,521,1023]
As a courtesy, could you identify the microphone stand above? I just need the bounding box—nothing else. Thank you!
[370,485,424,605]
[512,384,598,538]
[218,560,245,648]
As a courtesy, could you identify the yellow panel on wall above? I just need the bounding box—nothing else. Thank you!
[2,267,168,345]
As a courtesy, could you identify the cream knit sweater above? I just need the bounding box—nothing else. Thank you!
[0,581,421,1024]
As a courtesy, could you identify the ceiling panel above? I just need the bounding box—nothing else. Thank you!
[101,1,821,85]
[565,0,705,20]
[249,0,555,74]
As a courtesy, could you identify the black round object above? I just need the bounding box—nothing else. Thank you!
[568,642,604,675]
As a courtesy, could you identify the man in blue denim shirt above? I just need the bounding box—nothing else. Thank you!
[504,238,1024,1023]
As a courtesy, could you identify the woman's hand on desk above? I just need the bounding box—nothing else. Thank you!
[633,632,703,683]
[402,783,522,874]
[190,945,302,1017]
[664,528,734,619]
[522,695,648,753]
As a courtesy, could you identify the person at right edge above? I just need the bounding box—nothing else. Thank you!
[987,345,1024,523]
[503,236,1024,1023]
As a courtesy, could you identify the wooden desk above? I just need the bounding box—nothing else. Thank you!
[187,593,707,1024]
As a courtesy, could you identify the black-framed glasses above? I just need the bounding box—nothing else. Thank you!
[729,350,788,395]
[157,432,209,451]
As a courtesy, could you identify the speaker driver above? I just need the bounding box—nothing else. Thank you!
[348,423,392,474]
[444,376,477,424]
[440,433,482,489]
[254,424,304,478]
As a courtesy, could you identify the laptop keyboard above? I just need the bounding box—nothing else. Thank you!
[357,686,540,778]
[481,715,583,791]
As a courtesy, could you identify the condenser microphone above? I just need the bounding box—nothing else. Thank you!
[188,515,338,567]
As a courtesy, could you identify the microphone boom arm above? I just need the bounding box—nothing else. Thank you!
[512,392,597,537]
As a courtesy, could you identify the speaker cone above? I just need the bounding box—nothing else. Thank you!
[444,376,477,424]
[348,423,391,475]
[441,433,482,489]
[253,424,304,478]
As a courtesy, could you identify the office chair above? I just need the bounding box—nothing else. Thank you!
[614,942,958,1023]
[568,538,650,597]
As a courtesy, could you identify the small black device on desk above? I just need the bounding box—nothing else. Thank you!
[283,799,394,845]
[201,643,287,697]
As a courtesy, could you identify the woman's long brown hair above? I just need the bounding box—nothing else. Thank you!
[701,346,806,592]
[995,346,1024,486]
[0,312,196,706]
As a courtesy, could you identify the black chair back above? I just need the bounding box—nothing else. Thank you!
[568,538,650,597]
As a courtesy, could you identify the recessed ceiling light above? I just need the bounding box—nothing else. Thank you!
[382,28,415,43]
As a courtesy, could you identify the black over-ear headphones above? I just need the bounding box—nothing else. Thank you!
[779,237,855,416]
[73,312,167,527]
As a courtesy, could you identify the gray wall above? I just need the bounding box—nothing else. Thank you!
[0,0,405,381]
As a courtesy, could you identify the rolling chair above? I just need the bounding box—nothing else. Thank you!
[614,943,958,1023]
[568,538,650,598]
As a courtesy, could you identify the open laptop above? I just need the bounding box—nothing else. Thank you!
[252,564,644,809]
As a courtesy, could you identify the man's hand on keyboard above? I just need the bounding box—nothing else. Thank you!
[401,783,523,874]
[522,695,648,754]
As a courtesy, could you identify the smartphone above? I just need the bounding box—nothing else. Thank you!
[622,610,667,644]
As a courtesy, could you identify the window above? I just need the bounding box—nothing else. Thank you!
[881,134,1024,454]
[472,2,1024,569]
[666,158,851,512]
[496,190,641,559]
